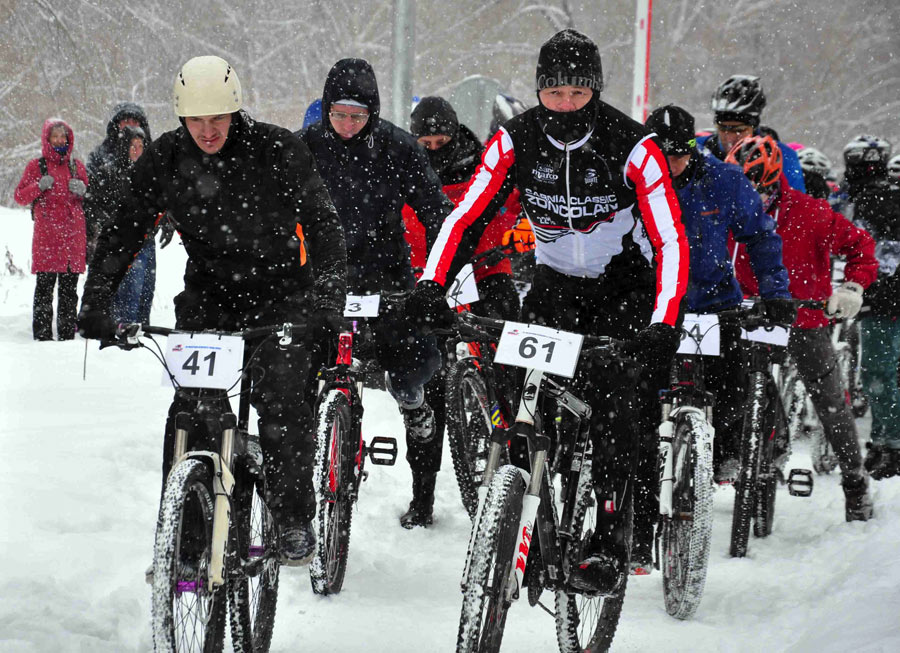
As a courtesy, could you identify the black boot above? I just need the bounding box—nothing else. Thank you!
[400,472,436,529]
[842,471,873,522]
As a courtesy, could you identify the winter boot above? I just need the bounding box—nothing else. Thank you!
[842,471,874,522]
[279,520,316,566]
[864,442,899,481]
[400,472,436,529]
[570,542,628,596]
[402,402,435,443]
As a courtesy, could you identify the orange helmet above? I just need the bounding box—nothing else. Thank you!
[725,135,783,192]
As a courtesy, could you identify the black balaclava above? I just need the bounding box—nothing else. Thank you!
[410,96,461,174]
[535,29,603,143]
[321,58,380,146]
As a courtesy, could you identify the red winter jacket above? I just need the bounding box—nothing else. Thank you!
[402,185,521,281]
[733,176,877,329]
[14,119,89,274]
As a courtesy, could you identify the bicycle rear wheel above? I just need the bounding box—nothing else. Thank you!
[228,454,279,653]
[446,358,506,519]
[555,465,628,653]
[730,373,766,558]
[310,389,355,595]
[660,413,714,620]
[754,386,785,539]
[151,458,226,652]
[457,464,524,653]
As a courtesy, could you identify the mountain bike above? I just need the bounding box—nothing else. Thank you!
[655,313,717,620]
[452,312,634,653]
[309,320,398,595]
[719,301,815,558]
[111,322,300,652]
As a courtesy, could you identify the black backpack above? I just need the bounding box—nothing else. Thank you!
[31,156,78,219]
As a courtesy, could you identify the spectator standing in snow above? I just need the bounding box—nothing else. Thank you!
[298,59,452,529]
[14,119,89,341]
[84,103,172,324]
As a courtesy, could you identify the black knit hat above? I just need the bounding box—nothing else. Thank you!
[646,105,696,155]
[410,96,459,139]
[536,29,603,93]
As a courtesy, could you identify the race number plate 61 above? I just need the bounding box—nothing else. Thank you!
[163,333,245,389]
[494,321,584,378]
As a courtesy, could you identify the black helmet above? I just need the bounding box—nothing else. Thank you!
[711,75,766,126]
[843,134,892,182]
[645,105,696,155]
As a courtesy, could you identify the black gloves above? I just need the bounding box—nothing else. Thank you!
[633,322,681,371]
[307,307,349,346]
[405,280,453,332]
[762,298,797,325]
[77,303,117,340]
[158,215,176,249]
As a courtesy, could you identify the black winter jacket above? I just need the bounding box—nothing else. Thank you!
[299,58,451,293]
[847,177,900,316]
[83,112,346,316]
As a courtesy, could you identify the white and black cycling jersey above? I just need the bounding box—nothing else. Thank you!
[421,100,688,326]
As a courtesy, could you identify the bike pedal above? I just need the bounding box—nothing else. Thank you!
[629,565,652,576]
[787,468,814,497]
[367,436,398,466]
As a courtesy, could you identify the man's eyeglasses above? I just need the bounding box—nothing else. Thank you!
[716,123,753,135]
[329,111,369,125]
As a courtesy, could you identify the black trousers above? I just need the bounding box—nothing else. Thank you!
[407,272,521,475]
[33,271,79,340]
[161,285,317,526]
[521,264,656,556]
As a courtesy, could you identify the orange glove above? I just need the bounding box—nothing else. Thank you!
[501,218,535,253]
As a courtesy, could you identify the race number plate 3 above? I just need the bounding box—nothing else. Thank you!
[446,263,480,308]
[677,313,720,356]
[163,333,245,389]
[494,321,583,378]
[344,294,381,318]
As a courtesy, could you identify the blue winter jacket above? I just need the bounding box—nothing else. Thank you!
[696,132,806,192]
[677,151,791,312]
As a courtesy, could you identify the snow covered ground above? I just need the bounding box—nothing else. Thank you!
[2,204,900,652]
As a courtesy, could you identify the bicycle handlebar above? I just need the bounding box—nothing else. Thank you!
[453,311,628,352]
[716,298,823,328]
[112,321,307,349]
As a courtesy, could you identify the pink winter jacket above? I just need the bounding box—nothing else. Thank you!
[14,119,89,274]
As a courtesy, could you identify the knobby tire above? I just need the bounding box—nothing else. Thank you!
[151,458,226,653]
[730,373,766,558]
[310,389,355,595]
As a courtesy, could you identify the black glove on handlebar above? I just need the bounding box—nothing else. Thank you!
[633,322,681,372]
[307,308,349,346]
[762,298,797,325]
[77,303,117,340]
[405,280,453,332]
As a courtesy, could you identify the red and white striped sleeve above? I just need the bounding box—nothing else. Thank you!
[625,135,689,326]
[421,128,516,286]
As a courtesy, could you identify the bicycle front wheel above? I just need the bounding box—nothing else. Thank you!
[660,413,714,620]
[457,464,524,653]
[310,389,355,595]
[446,357,504,519]
[555,464,628,653]
[730,373,766,558]
[151,458,226,652]
[228,458,279,653]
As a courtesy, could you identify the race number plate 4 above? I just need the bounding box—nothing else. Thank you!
[677,313,720,356]
[163,333,245,390]
[344,294,381,318]
[494,321,583,378]
[446,263,480,308]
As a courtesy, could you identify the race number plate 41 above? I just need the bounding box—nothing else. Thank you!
[494,321,584,378]
[163,333,245,390]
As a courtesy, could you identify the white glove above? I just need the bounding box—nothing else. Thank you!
[38,175,54,191]
[826,281,864,319]
[68,178,86,197]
